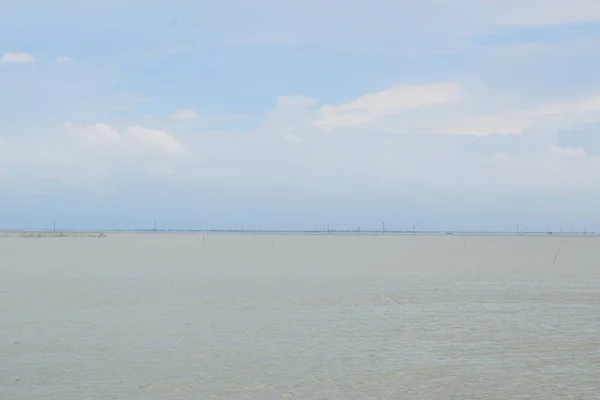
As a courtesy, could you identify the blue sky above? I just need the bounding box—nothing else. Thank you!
[2,0,600,231]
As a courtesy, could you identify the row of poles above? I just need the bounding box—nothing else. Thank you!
[44,220,590,235]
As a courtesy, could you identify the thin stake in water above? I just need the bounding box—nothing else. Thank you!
[553,236,569,264]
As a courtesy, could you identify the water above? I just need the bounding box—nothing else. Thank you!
[1,233,599,399]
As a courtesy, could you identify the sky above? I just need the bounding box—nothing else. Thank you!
[2,0,600,231]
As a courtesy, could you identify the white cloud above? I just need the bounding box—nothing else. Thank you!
[0,52,35,65]
[2,101,600,201]
[0,123,188,190]
[487,0,600,26]
[447,93,600,136]
[68,123,185,157]
[182,0,600,54]
[267,96,318,128]
[73,123,121,145]
[523,94,600,118]
[163,91,600,193]
[314,83,462,130]
[54,56,75,64]
[170,109,198,119]
[309,81,600,136]
[3,74,600,202]
[198,114,250,123]
[547,145,587,158]
[124,126,186,156]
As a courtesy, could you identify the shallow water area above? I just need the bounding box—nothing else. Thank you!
[1,233,599,399]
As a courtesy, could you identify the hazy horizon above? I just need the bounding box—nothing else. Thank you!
[1,228,598,234]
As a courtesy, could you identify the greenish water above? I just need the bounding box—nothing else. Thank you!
[1,234,599,399]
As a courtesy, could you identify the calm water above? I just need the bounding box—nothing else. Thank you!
[1,234,599,399]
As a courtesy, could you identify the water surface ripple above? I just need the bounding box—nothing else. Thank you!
[1,234,599,399]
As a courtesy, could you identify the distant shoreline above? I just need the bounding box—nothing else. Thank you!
[0,231,107,238]
[0,229,597,238]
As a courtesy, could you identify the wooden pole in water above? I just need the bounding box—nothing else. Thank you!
[53,220,56,237]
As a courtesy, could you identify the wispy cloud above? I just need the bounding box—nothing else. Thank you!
[54,56,75,64]
[69,123,186,157]
[170,109,198,119]
[487,0,600,26]
[314,83,462,130]
[0,52,35,65]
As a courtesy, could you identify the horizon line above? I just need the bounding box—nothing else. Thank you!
[0,228,597,236]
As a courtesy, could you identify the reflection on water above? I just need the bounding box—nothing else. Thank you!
[1,234,599,399]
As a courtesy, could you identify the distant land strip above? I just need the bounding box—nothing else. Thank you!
[0,229,597,237]
[0,231,107,238]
